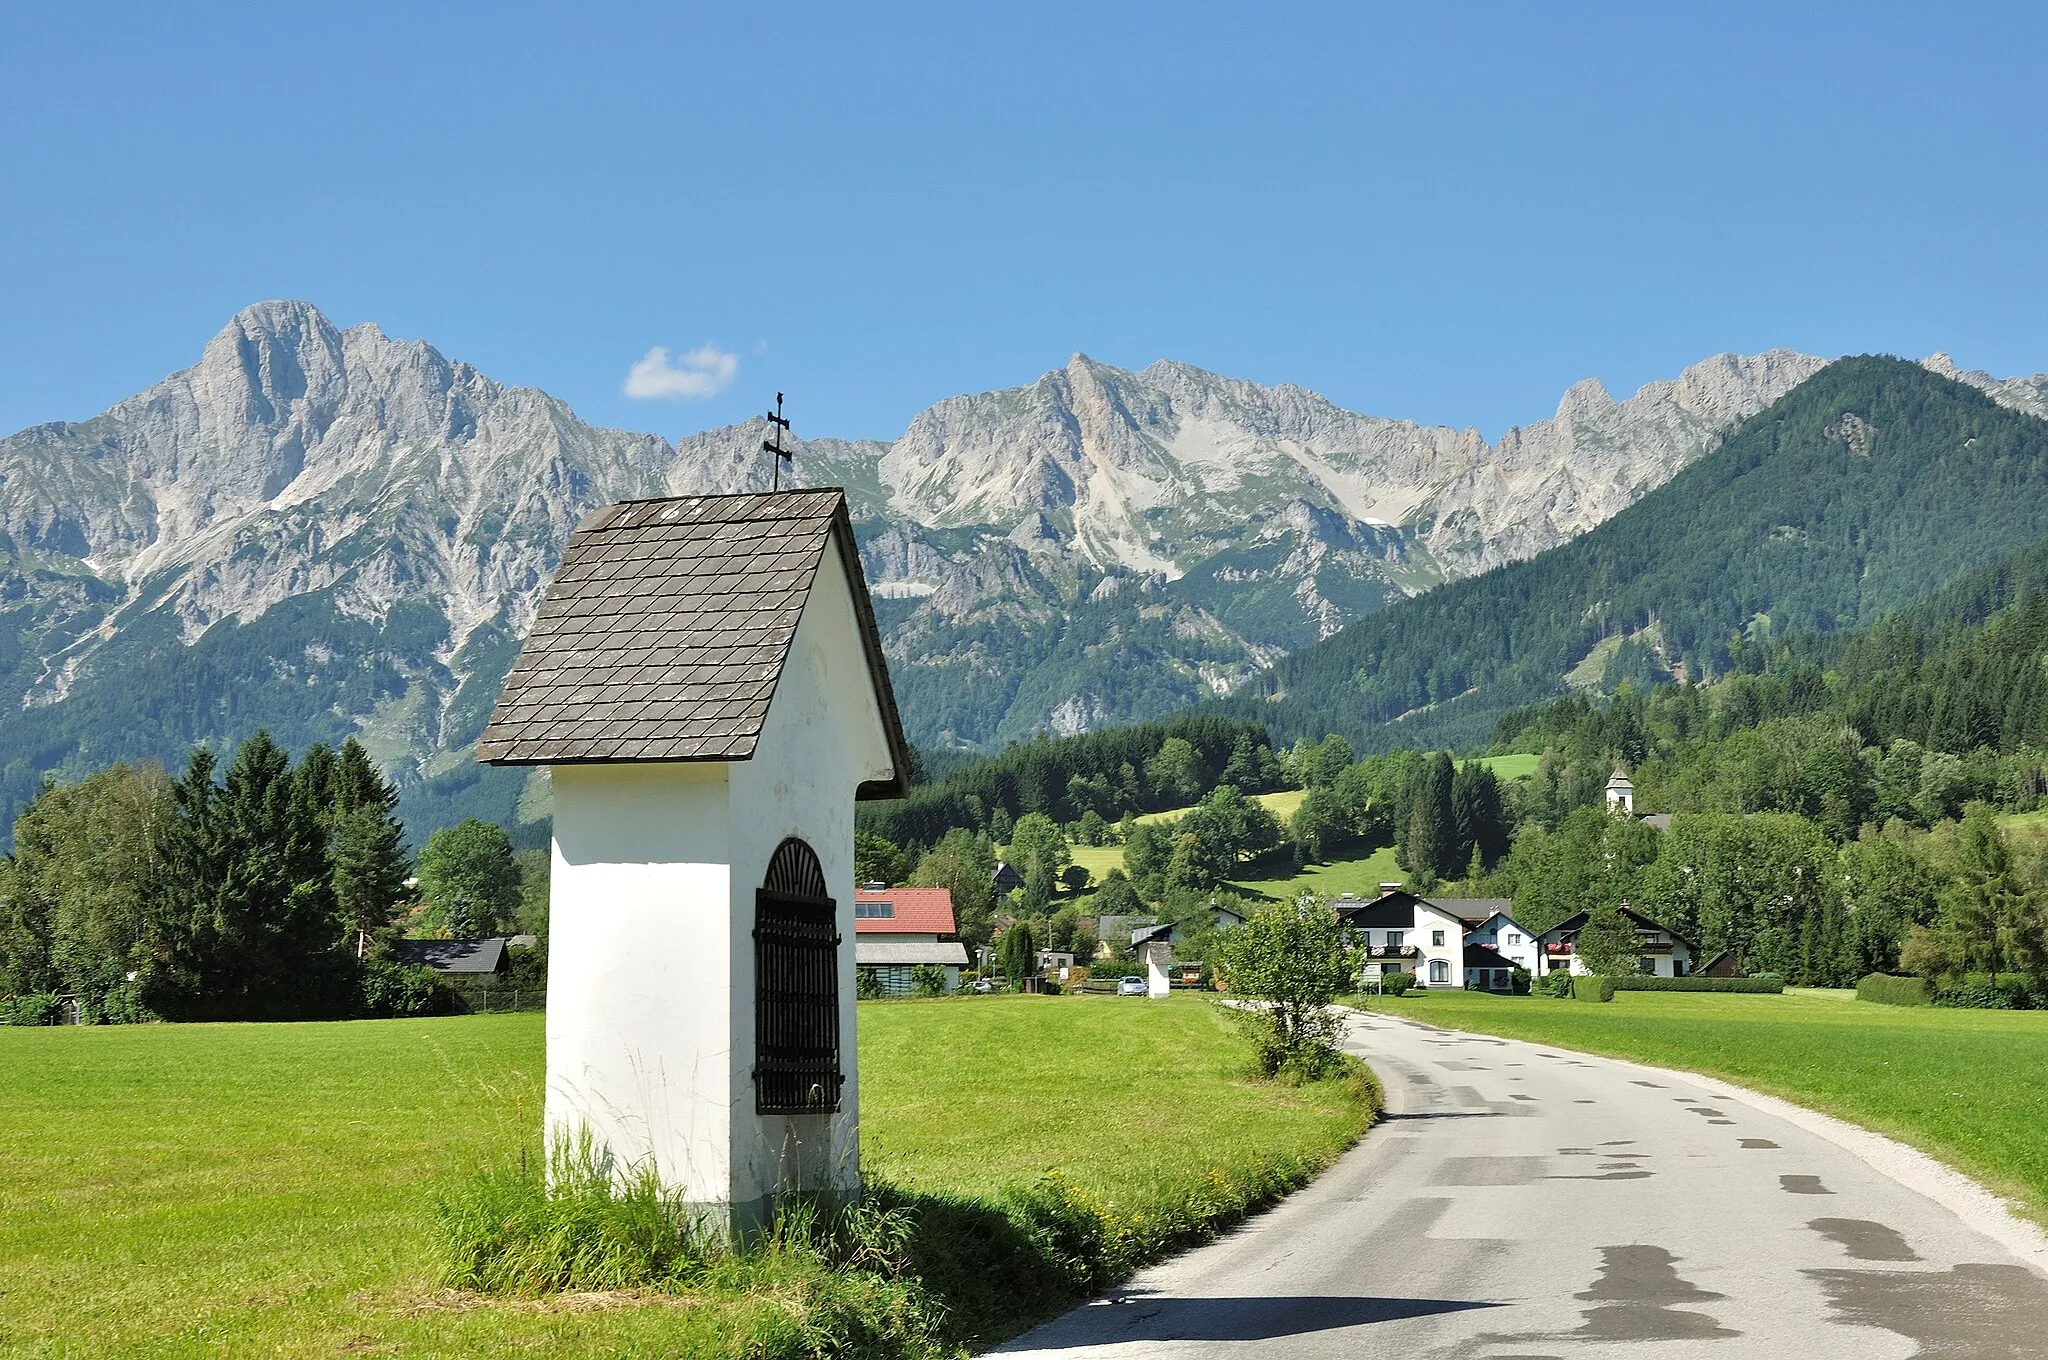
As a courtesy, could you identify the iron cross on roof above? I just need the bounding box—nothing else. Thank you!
[763,392,794,491]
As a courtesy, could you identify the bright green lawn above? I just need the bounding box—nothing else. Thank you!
[1068,843,1124,883]
[1379,988,2048,1224]
[1132,788,1305,827]
[1225,844,1405,903]
[1477,753,1540,780]
[1072,841,1406,905]
[0,995,1362,1357]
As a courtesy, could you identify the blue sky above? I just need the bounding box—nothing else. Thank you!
[2,3,2043,446]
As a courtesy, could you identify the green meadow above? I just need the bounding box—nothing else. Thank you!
[1381,987,2048,1225]
[0,994,1368,1358]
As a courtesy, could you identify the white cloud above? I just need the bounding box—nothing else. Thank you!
[623,343,739,400]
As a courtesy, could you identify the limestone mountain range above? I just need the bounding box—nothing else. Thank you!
[2,299,2039,834]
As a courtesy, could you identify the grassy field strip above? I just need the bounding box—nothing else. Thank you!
[1385,989,2048,1227]
[0,996,1370,1357]
[1475,752,1539,780]
[1133,787,1305,827]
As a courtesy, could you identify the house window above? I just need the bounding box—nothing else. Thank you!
[1430,959,1450,983]
[1507,933,1521,946]
[1432,930,1445,947]
[1387,931,1404,948]
[1638,957,1657,976]
[854,901,895,919]
[755,838,843,1115]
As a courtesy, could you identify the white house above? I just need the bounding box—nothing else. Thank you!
[478,489,911,1237]
[1432,900,1540,993]
[853,886,968,996]
[1537,905,1697,978]
[1606,767,1635,815]
[1455,904,1541,976]
[1333,889,1469,989]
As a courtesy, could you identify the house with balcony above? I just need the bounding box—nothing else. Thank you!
[854,886,969,995]
[1453,904,1541,979]
[1536,905,1696,978]
[1333,888,1469,988]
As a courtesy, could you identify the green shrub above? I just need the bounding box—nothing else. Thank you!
[1572,975,1615,1003]
[856,970,885,1001]
[1612,976,1784,994]
[1932,978,2042,1010]
[1379,971,1415,996]
[910,964,948,998]
[359,961,448,1018]
[1540,969,1575,998]
[1856,973,1930,1007]
[2,993,67,1025]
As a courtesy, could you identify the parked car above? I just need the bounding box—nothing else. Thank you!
[1116,975,1147,996]
[971,977,997,993]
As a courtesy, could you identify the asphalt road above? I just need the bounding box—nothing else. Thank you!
[997,1006,2048,1358]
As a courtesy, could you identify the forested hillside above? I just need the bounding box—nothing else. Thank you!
[1227,357,2048,751]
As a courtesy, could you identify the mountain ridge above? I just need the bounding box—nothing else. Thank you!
[1226,355,2048,753]
[2,300,2041,836]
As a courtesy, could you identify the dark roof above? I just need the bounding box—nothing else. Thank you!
[1132,922,1175,947]
[1333,889,1462,929]
[476,489,910,797]
[1464,942,1516,970]
[1539,905,1696,950]
[390,937,508,974]
[1429,897,1515,924]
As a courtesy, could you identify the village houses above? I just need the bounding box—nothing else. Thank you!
[854,885,969,995]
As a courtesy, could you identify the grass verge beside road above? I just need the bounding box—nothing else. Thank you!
[0,994,1374,1358]
[1370,987,2048,1225]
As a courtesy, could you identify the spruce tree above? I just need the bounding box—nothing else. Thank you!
[296,742,339,829]
[1450,762,1482,874]
[151,748,231,1016]
[219,732,336,1016]
[325,739,415,956]
[1403,752,1457,881]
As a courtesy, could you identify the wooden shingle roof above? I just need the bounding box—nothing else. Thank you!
[476,489,909,794]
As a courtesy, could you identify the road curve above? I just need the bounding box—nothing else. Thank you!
[996,1006,2048,1358]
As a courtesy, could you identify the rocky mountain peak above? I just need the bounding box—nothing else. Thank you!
[1554,377,1616,423]
[6,306,2046,834]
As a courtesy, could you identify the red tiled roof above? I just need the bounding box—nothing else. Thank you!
[853,887,957,936]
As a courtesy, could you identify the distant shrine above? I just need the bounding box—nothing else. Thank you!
[478,486,909,1234]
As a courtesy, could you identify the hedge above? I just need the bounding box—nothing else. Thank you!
[1932,979,2042,1010]
[1613,976,1784,994]
[1856,973,1929,1007]
[1572,976,1614,1003]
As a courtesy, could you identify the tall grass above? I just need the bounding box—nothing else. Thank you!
[438,1059,1383,1350]
[433,1136,950,1357]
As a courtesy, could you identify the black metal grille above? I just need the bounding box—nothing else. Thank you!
[754,838,843,1115]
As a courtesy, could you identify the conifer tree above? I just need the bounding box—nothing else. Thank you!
[1402,752,1457,881]
[324,738,415,956]
[222,732,337,1015]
